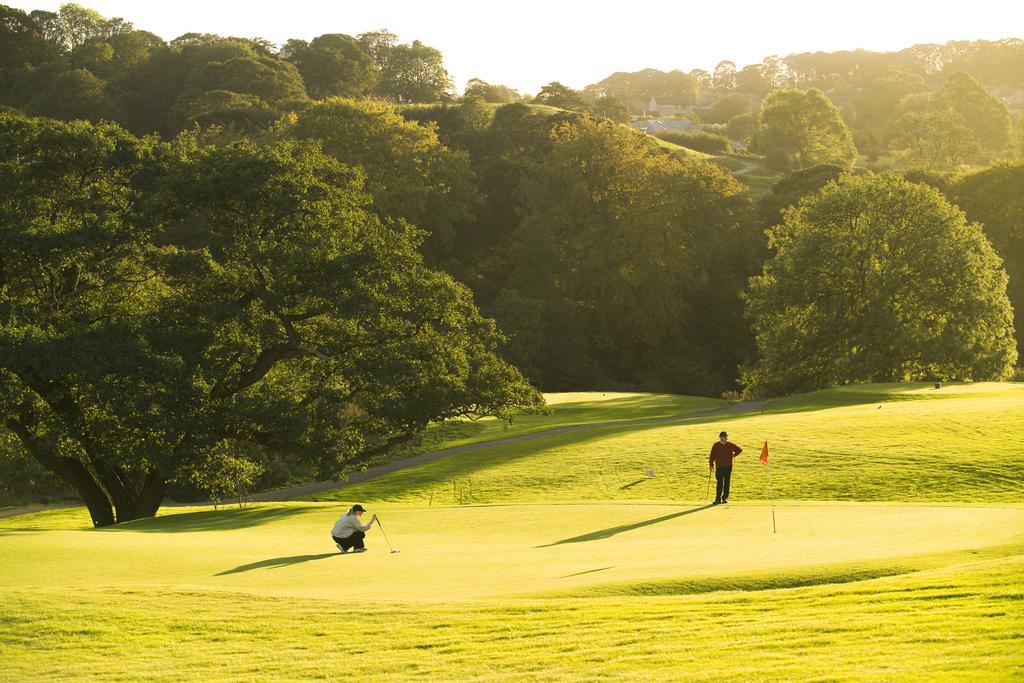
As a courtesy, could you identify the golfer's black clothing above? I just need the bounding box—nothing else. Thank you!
[333,530,365,550]
[715,467,732,503]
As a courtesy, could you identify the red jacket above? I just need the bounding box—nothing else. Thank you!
[710,441,742,468]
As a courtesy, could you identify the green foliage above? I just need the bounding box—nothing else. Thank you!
[701,93,751,124]
[371,36,451,103]
[533,81,591,112]
[744,174,1017,396]
[184,442,264,510]
[852,70,926,126]
[938,71,1012,155]
[496,116,751,393]
[0,112,540,525]
[758,164,846,227]
[1016,112,1024,158]
[753,89,857,171]
[287,97,478,260]
[7,63,112,121]
[584,68,699,111]
[0,5,59,69]
[725,112,756,141]
[183,89,278,132]
[172,48,308,130]
[463,78,520,103]
[893,108,979,170]
[653,129,730,154]
[592,94,630,122]
[0,431,72,504]
[281,34,378,99]
[949,161,1024,363]
[890,74,1011,168]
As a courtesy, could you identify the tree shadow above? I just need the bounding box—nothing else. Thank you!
[216,552,338,575]
[105,506,313,533]
[537,504,714,547]
[758,384,946,416]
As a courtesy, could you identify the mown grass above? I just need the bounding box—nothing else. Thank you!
[2,382,1022,681]
[312,383,1024,506]
[2,554,1021,681]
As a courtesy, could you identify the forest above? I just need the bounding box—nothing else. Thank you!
[1,3,1021,513]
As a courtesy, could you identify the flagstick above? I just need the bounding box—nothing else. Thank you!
[767,460,777,534]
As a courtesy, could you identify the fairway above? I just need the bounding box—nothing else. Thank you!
[2,383,1023,680]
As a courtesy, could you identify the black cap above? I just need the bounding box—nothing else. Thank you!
[719,431,728,437]
[351,504,365,512]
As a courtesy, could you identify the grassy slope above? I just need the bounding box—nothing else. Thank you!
[365,392,725,468]
[313,382,1024,506]
[2,382,1023,681]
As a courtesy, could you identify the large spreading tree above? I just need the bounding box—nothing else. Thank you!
[0,112,540,526]
[744,173,1017,396]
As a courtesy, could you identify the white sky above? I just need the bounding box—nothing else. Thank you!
[9,1,1024,94]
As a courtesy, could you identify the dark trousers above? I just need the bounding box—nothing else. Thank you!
[333,530,365,550]
[715,467,732,502]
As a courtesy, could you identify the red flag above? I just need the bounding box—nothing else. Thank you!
[759,441,769,466]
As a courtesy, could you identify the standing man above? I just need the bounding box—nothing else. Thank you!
[709,431,742,505]
[332,504,377,553]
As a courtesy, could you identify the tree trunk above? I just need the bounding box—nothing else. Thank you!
[58,457,117,527]
[6,417,169,526]
[90,460,139,523]
[114,469,167,522]
[4,418,116,527]
[87,463,168,523]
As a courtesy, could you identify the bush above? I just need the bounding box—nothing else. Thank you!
[726,113,756,141]
[653,130,730,154]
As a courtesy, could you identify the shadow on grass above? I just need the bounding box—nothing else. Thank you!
[105,506,313,533]
[216,553,338,575]
[759,383,953,416]
[619,479,647,491]
[560,566,616,578]
[537,504,714,547]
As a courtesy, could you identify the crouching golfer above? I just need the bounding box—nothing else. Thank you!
[710,431,742,505]
[332,504,376,553]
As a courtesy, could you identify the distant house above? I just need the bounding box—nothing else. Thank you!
[628,118,701,134]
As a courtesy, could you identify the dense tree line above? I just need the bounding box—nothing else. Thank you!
[0,4,451,137]
[395,103,763,394]
[1,3,1021,512]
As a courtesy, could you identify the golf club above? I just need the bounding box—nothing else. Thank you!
[377,516,400,553]
[705,467,712,503]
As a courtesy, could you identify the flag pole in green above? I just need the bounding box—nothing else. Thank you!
[761,440,776,533]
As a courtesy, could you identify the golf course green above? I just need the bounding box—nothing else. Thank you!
[2,383,1023,680]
